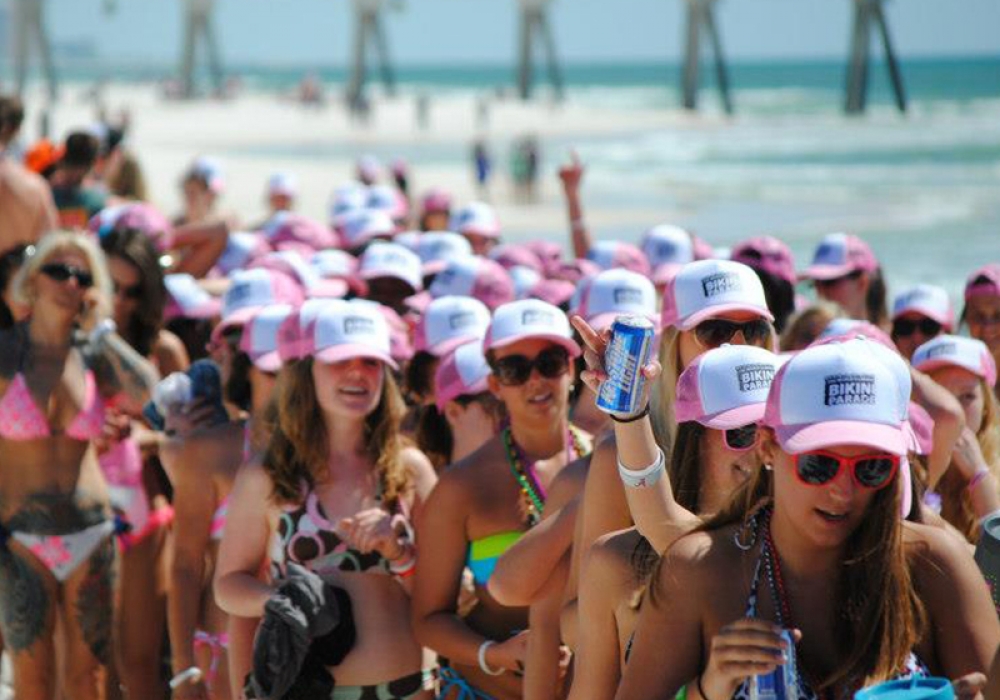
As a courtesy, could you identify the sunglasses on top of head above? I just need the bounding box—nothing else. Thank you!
[694,318,771,348]
[793,450,899,490]
[40,262,94,289]
[723,423,759,451]
[490,346,570,387]
[891,317,942,338]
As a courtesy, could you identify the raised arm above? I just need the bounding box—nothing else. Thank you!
[910,366,965,489]
[559,151,593,260]
[87,322,159,413]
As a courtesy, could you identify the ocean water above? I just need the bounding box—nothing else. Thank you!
[19,56,1000,299]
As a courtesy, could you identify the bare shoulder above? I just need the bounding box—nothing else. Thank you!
[548,453,591,510]
[439,433,504,485]
[589,527,647,585]
[232,458,278,505]
[904,520,977,581]
[153,329,190,374]
[657,525,742,589]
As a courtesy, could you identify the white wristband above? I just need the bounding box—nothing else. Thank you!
[618,449,666,488]
[478,640,505,676]
[169,666,203,689]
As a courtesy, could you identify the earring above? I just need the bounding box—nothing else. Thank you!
[763,464,773,472]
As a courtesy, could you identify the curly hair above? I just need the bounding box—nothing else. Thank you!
[263,358,411,509]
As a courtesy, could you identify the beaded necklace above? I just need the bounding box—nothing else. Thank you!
[762,508,836,700]
[502,423,589,527]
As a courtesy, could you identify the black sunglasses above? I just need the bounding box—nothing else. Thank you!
[694,319,771,348]
[490,346,570,386]
[814,270,863,290]
[114,281,144,300]
[723,424,758,451]
[892,317,941,338]
[40,262,94,288]
[794,450,899,490]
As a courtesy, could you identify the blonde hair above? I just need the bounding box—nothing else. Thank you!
[650,327,681,455]
[938,379,1000,542]
[11,231,113,307]
[780,300,844,352]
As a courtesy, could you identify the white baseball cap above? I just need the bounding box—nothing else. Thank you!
[359,241,423,292]
[510,265,543,299]
[329,182,369,227]
[641,224,695,269]
[912,335,997,387]
[586,240,651,275]
[340,209,396,250]
[240,304,295,372]
[304,301,397,369]
[408,256,515,312]
[802,232,879,281]
[660,260,773,331]
[415,232,474,276]
[250,250,348,299]
[891,284,954,329]
[216,269,305,337]
[675,345,782,429]
[268,172,298,198]
[435,341,492,411]
[483,299,581,357]
[575,268,658,331]
[277,299,351,362]
[762,338,911,455]
[215,231,270,275]
[451,201,501,238]
[413,296,492,357]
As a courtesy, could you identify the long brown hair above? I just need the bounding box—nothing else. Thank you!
[100,228,166,357]
[264,358,410,508]
[938,380,1000,542]
[653,433,926,691]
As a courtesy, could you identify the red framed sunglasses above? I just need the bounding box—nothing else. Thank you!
[793,450,899,490]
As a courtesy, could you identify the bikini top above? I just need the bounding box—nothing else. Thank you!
[0,371,106,442]
[270,481,403,577]
[467,531,524,586]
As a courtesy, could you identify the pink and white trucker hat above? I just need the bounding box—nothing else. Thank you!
[489,244,544,274]
[641,224,695,269]
[303,301,397,369]
[435,341,492,411]
[510,266,543,299]
[366,184,409,222]
[264,213,339,253]
[451,201,501,238]
[575,268,658,331]
[422,188,452,215]
[215,231,271,276]
[483,299,581,357]
[329,182,369,229]
[802,232,879,281]
[730,236,797,286]
[90,202,174,252]
[415,232,474,276]
[276,299,348,362]
[410,257,515,311]
[528,278,576,308]
[239,304,295,372]
[268,172,298,198]
[351,299,414,363]
[187,157,225,194]
[675,345,782,429]
[891,284,954,329]
[912,335,997,387]
[250,250,348,299]
[216,269,305,336]
[164,274,222,321]
[359,241,423,293]
[762,338,910,455]
[525,241,564,273]
[586,241,651,276]
[660,260,773,331]
[414,296,492,357]
[964,263,1000,301]
[341,209,397,251]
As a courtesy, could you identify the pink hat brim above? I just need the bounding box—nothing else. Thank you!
[314,344,399,371]
[429,334,481,358]
[802,264,854,281]
[677,303,774,331]
[485,333,582,358]
[890,307,953,330]
[165,298,221,321]
[307,279,350,299]
[775,420,907,456]
[914,357,996,388]
[404,291,433,313]
[436,376,489,412]
[360,268,419,293]
[700,404,767,431]
[253,350,283,373]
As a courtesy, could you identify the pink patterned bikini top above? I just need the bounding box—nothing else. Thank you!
[0,372,106,442]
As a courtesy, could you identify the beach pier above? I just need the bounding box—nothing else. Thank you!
[680,0,733,115]
[347,0,397,107]
[516,0,564,101]
[844,0,907,113]
[178,0,225,99]
[11,0,58,101]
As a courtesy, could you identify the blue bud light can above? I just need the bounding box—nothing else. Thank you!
[748,629,798,700]
[596,315,656,418]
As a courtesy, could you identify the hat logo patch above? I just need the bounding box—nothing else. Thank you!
[736,364,775,392]
[824,373,876,406]
[344,316,375,335]
[521,309,554,326]
[449,311,477,330]
[814,242,844,265]
[925,341,956,359]
[655,241,678,259]
[227,283,256,305]
[701,272,742,298]
[613,287,643,305]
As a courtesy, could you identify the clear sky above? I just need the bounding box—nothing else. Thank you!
[17,0,1000,66]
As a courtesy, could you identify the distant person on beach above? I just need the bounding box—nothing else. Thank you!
[416,92,430,130]
[12,0,58,101]
[472,140,492,199]
[179,0,225,98]
[297,73,324,106]
[524,136,540,203]
[510,138,529,203]
[175,157,225,227]
[48,131,108,230]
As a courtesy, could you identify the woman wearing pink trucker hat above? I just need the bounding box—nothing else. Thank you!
[912,335,1000,543]
[962,263,1000,396]
[413,299,592,700]
[801,232,889,330]
[890,284,953,360]
[572,345,781,700]
[215,301,437,699]
[615,338,998,699]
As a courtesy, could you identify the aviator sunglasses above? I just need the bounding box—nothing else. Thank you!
[694,318,771,348]
[490,346,570,386]
[40,262,94,289]
[794,450,899,490]
[892,317,941,338]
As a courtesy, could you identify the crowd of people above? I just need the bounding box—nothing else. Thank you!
[1,90,1000,700]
